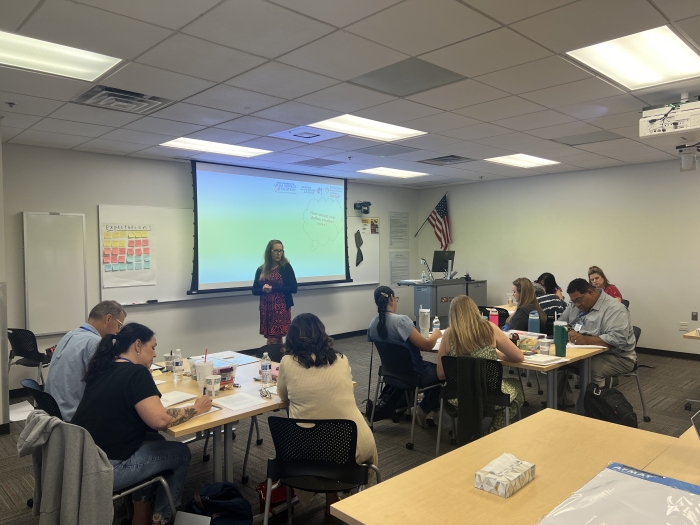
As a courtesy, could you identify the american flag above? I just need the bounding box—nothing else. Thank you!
[427,195,452,251]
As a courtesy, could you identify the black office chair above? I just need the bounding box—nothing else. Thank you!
[607,326,650,422]
[262,417,381,525]
[8,328,51,385]
[370,342,441,450]
[622,299,630,309]
[20,379,63,420]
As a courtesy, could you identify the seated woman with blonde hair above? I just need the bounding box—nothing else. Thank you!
[506,277,548,331]
[436,295,524,431]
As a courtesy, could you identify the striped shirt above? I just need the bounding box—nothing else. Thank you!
[537,294,567,316]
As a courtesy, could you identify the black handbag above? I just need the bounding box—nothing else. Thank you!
[185,482,253,525]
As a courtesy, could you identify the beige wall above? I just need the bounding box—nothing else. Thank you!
[416,160,700,354]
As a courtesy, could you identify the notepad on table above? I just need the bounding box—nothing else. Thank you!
[524,354,569,366]
[161,391,197,407]
[213,392,270,412]
[172,404,221,419]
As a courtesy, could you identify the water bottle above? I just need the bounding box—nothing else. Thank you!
[172,349,183,383]
[489,308,499,326]
[261,352,272,387]
[432,316,440,332]
[554,321,568,357]
[421,270,426,282]
[528,311,540,333]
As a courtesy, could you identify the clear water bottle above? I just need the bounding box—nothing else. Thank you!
[261,352,272,387]
[432,316,440,332]
[172,349,183,383]
[528,311,540,333]
[421,270,426,282]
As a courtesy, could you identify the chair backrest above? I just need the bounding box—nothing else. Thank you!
[622,299,630,309]
[373,341,420,387]
[480,307,509,328]
[482,359,506,398]
[257,343,285,362]
[543,316,555,337]
[440,355,487,445]
[8,328,43,361]
[633,326,641,346]
[20,379,63,420]
[266,417,367,486]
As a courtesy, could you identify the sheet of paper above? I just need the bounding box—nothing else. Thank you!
[389,211,409,249]
[523,355,569,366]
[213,392,271,412]
[566,343,607,349]
[9,401,35,422]
[210,350,238,359]
[171,403,221,419]
[389,250,410,284]
[266,386,278,395]
[153,379,166,385]
[161,391,197,407]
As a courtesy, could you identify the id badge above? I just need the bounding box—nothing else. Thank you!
[574,322,583,332]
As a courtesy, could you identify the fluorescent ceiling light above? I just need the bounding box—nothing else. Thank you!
[309,114,426,142]
[161,138,271,157]
[357,167,428,178]
[0,30,121,81]
[484,154,559,168]
[567,26,700,90]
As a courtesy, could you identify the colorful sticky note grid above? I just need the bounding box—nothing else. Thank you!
[111,256,118,263]
[112,264,119,271]
[119,263,127,271]
[143,247,150,255]
[135,240,142,247]
[118,256,125,263]
[143,254,150,262]
[104,264,111,272]
[126,255,134,263]
[135,249,142,255]
[135,263,142,270]
[119,248,126,254]
[103,257,110,263]
[127,262,134,270]
[135,255,142,262]
[142,240,149,247]
[144,261,151,270]
[104,232,112,239]
[127,248,134,255]
[128,240,135,247]
[128,232,135,238]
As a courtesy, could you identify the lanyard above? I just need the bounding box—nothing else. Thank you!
[115,357,133,364]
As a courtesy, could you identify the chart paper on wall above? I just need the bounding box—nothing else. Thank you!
[390,251,410,284]
[389,212,409,249]
[102,224,156,288]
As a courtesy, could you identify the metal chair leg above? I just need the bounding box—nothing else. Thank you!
[157,476,177,520]
[202,430,211,462]
[254,416,262,446]
[635,373,651,422]
[450,417,457,445]
[436,398,444,457]
[407,387,418,450]
[263,478,279,525]
[241,417,256,483]
[285,485,293,525]
[369,377,382,429]
[505,406,510,426]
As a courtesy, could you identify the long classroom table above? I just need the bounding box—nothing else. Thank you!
[331,409,679,525]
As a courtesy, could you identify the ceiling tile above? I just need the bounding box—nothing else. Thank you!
[512,0,666,53]
[556,94,647,119]
[296,83,395,113]
[129,145,196,158]
[269,0,402,27]
[422,28,552,78]
[520,78,624,108]
[226,62,338,99]
[430,142,514,159]
[613,152,677,163]
[678,15,700,48]
[99,129,177,146]
[384,148,436,161]
[137,34,267,83]
[183,0,334,59]
[472,132,544,148]
[74,138,150,154]
[0,67,91,102]
[150,103,241,126]
[284,144,343,157]
[102,63,215,101]
[251,101,340,126]
[654,0,700,21]
[514,140,582,157]
[318,135,382,150]
[346,0,499,56]
[257,152,314,164]
[527,121,603,139]
[235,137,301,152]
[352,100,442,124]
[215,116,292,135]
[123,117,205,136]
[0,111,42,129]
[20,0,172,60]
[584,111,642,130]
[439,123,513,141]
[48,103,142,126]
[565,158,627,169]
[454,97,546,121]
[407,80,509,111]
[184,128,259,145]
[0,0,41,31]
[1,126,23,141]
[73,0,221,30]
[30,118,113,137]
[609,125,643,140]
[491,109,576,131]
[185,85,285,114]
[11,129,90,148]
[0,92,64,117]
[277,31,408,81]
[475,56,592,95]
[394,134,462,150]
[401,112,482,133]
[462,0,577,25]
[574,138,650,154]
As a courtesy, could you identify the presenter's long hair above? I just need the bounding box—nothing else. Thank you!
[83,323,155,384]
[448,295,495,354]
[260,239,289,280]
[373,285,395,340]
[285,313,341,368]
[507,277,547,325]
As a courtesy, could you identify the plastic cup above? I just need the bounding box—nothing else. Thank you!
[187,358,199,380]
[164,354,173,372]
[205,375,221,397]
[539,339,552,355]
[196,361,214,390]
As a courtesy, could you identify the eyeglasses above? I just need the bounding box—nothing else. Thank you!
[271,249,284,254]
[114,317,123,330]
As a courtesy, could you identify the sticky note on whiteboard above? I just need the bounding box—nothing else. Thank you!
[144,248,150,254]
[142,240,149,247]
[104,264,111,272]
[144,254,151,262]
[142,231,148,238]
[103,257,110,263]
[128,232,135,238]
[135,249,142,255]
[127,262,134,270]
[144,261,151,269]
[104,232,112,239]
[112,264,119,271]
[135,262,142,270]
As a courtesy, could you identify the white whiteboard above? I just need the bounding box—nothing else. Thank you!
[98,205,195,304]
[347,216,380,286]
[23,212,88,335]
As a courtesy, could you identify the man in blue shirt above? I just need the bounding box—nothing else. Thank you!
[45,300,126,421]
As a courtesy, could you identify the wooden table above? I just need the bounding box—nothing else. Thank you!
[331,409,677,525]
[493,303,516,314]
[684,329,700,340]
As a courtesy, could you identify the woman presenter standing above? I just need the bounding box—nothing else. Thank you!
[252,240,297,344]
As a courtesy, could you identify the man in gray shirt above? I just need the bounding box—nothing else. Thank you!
[557,278,636,413]
[45,300,126,421]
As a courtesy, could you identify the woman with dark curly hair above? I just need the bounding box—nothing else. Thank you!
[276,313,378,518]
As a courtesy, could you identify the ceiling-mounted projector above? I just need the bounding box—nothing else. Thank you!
[639,98,700,143]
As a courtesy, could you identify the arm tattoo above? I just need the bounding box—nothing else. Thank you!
[165,407,198,428]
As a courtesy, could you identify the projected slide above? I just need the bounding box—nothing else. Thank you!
[194,162,348,291]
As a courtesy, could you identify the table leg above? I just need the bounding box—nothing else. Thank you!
[224,423,234,482]
[580,358,591,393]
[213,425,223,483]
[546,369,558,409]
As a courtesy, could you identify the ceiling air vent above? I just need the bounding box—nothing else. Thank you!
[73,85,175,114]
[292,159,344,167]
[418,155,475,166]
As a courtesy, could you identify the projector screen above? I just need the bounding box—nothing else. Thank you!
[191,162,349,292]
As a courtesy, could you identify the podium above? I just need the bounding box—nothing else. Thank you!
[398,279,487,328]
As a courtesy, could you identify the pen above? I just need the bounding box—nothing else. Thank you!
[203,387,206,396]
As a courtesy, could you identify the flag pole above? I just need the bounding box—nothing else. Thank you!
[414,191,449,237]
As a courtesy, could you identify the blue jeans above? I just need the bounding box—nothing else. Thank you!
[111,435,191,521]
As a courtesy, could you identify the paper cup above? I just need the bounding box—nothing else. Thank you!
[187,358,199,379]
[164,354,173,372]
[539,339,552,355]
[196,361,214,389]
[205,375,221,397]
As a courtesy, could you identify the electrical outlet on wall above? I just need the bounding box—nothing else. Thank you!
[693,312,698,321]
[680,322,689,331]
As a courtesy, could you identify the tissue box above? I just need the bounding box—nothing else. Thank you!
[475,453,535,498]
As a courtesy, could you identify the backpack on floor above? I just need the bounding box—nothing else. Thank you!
[185,482,253,525]
[365,384,408,422]
[583,383,638,428]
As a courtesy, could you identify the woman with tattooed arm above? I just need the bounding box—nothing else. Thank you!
[72,322,211,525]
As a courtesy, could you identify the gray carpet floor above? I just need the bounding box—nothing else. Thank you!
[0,336,696,524]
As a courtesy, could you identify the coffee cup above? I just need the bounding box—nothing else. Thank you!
[187,358,198,379]
[196,361,214,389]
[164,354,173,372]
[539,339,552,355]
[205,375,221,397]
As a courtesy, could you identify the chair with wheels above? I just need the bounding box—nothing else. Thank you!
[262,417,381,525]
[8,328,51,385]
[20,379,63,419]
[370,341,441,450]
[607,326,650,422]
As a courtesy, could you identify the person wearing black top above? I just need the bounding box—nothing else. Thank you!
[506,278,547,331]
[72,323,211,525]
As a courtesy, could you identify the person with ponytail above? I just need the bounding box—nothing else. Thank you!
[72,323,211,525]
[367,285,442,428]
[276,313,377,519]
